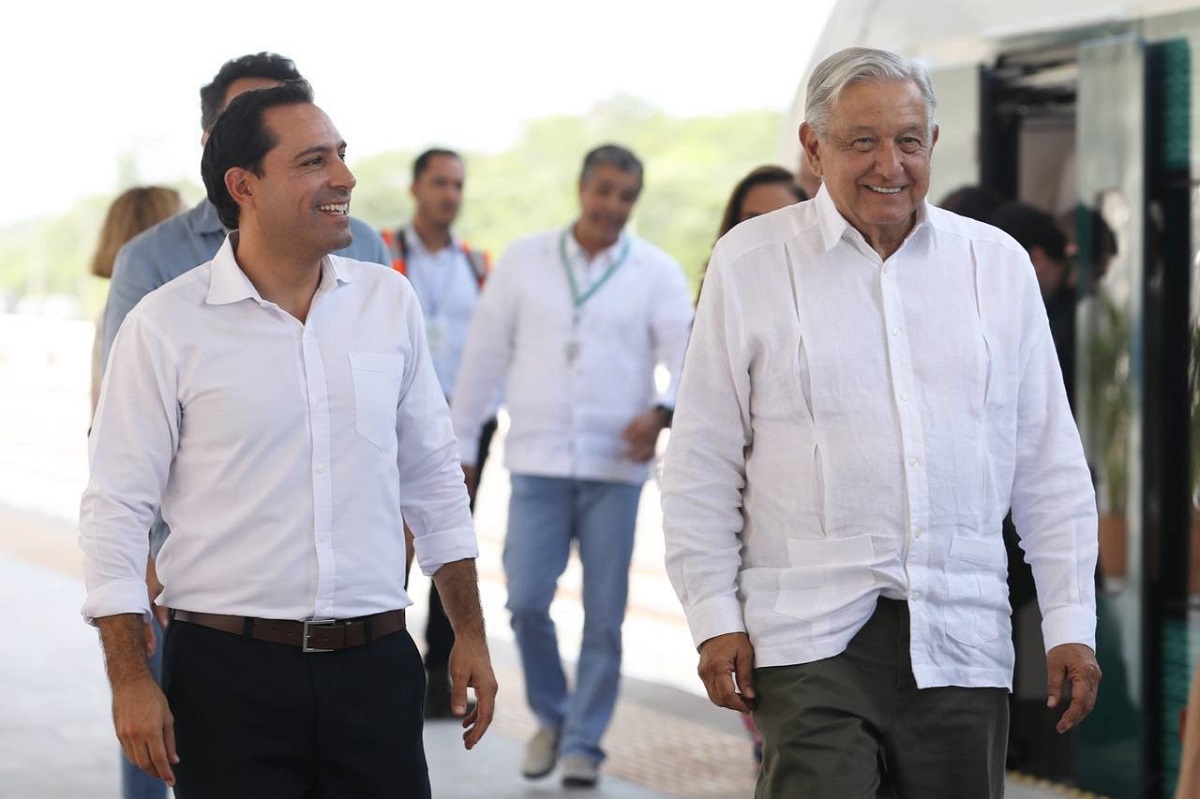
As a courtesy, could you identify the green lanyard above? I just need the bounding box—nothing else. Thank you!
[559,228,631,313]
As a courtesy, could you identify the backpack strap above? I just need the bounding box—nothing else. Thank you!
[381,226,409,275]
[461,242,491,288]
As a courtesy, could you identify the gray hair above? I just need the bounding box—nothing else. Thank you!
[805,47,937,139]
[580,144,644,186]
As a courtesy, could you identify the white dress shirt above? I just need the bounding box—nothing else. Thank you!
[401,227,482,399]
[661,187,1097,690]
[80,235,477,623]
[452,228,693,485]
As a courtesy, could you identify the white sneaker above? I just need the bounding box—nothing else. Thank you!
[521,727,560,779]
[561,756,599,788]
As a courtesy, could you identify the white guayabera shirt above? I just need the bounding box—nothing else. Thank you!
[81,235,477,624]
[661,187,1097,690]
[452,228,693,486]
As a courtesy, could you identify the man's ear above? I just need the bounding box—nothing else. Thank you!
[799,122,822,177]
[225,167,255,214]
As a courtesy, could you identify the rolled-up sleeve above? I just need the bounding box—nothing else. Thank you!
[394,288,478,576]
[80,314,180,623]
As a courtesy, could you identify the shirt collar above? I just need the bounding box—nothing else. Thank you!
[403,225,460,258]
[813,183,931,256]
[564,225,628,264]
[205,233,352,306]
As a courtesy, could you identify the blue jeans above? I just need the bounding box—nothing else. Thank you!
[504,474,642,764]
[121,619,168,799]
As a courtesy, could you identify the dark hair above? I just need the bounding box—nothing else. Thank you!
[199,52,302,133]
[990,201,1068,262]
[717,165,806,238]
[696,166,806,302]
[1064,203,1118,264]
[201,79,315,229]
[412,148,462,181]
[938,184,1002,222]
[580,144,643,186]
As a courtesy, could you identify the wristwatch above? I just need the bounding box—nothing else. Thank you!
[654,404,674,428]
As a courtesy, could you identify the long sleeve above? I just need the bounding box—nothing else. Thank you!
[650,259,695,407]
[1008,276,1098,652]
[80,313,181,623]
[394,291,478,576]
[660,254,754,648]
[451,250,517,466]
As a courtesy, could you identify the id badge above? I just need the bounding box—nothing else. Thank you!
[426,317,448,359]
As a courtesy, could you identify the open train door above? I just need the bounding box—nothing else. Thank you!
[1076,34,1196,799]
[1072,34,1150,799]
[977,32,1194,797]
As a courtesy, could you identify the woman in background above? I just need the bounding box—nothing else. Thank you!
[88,184,183,799]
[703,166,806,766]
[699,166,806,303]
[90,186,184,411]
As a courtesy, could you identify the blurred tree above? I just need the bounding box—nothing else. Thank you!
[2,99,785,312]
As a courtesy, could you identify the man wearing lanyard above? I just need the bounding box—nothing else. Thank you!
[81,81,496,797]
[452,144,694,788]
[381,148,498,719]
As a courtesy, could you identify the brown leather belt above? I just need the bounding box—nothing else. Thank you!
[171,609,405,652]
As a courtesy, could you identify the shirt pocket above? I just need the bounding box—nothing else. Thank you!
[943,533,1008,647]
[774,534,875,622]
[348,351,405,452]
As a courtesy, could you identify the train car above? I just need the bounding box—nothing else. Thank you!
[786,3,1200,796]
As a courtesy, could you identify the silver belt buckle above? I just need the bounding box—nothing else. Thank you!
[302,618,337,653]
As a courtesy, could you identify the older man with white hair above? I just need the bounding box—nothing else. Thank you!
[661,47,1101,798]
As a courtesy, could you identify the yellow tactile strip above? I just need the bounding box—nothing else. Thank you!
[1006,770,1112,799]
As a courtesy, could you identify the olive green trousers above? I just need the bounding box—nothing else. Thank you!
[753,598,1008,799]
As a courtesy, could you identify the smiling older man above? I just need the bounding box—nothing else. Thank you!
[661,47,1101,799]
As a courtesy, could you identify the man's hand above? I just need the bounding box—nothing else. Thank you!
[698,631,756,713]
[622,409,666,462]
[112,675,178,785]
[447,631,498,750]
[432,558,497,749]
[97,614,178,785]
[1046,642,1102,733]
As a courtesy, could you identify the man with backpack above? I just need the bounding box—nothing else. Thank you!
[382,148,498,719]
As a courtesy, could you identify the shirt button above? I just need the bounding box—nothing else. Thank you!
[315,464,328,474]
[913,528,922,539]
[899,392,909,401]
[910,591,921,601]
[909,457,919,467]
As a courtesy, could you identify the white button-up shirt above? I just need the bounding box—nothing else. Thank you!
[452,228,693,485]
[80,235,477,623]
[661,188,1097,689]
[401,227,482,399]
